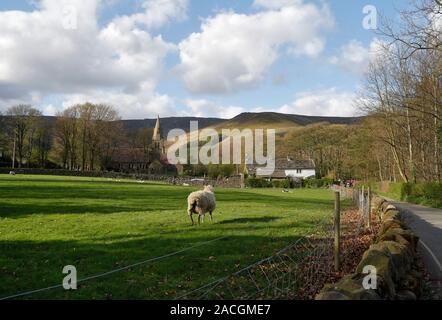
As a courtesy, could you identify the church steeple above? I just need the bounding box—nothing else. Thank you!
[152,115,161,142]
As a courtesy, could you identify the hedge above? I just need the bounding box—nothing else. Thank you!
[373,181,442,208]
[245,177,290,189]
[401,182,442,208]
[303,178,334,189]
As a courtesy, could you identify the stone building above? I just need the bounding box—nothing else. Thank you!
[246,157,316,180]
[109,116,177,174]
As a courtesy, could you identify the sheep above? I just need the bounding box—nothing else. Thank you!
[187,185,216,225]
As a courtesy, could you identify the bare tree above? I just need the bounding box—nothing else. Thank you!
[6,105,42,168]
[54,103,122,171]
[380,0,442,59]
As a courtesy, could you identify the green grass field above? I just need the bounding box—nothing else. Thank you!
[0,175,341,300]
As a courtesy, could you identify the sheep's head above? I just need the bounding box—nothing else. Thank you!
[204,185,214,193]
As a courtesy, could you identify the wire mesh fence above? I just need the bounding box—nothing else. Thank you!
[176,187,377,300]
[177,219,336,300]
[333,185,373,234]
[2,188,374,301]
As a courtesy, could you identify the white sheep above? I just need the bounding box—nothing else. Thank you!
[187,185,216,225]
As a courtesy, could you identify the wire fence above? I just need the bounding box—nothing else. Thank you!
[0,236,229,301]
[3,188,373,301]
[333,185,373,234]
[177,218,336,300]
[175,187,376,300]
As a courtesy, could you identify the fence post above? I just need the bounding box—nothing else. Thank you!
[361,186,365,216]
[334,191,341,271]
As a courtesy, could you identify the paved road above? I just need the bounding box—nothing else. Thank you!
[385,199,442,298]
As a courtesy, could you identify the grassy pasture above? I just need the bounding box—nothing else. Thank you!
[0,175,341,299]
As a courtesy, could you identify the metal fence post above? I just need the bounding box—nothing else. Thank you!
[334,191,341,271]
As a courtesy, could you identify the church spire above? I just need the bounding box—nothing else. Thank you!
[152,115,161,142]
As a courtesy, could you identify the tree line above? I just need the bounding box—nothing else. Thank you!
[279,0,441,184]
[0,1,439,181]
[361,0,441,183]
[0,103,124,171]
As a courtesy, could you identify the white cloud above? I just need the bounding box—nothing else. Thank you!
[253,0,302,10]
[329,38,386,76]
[112,0,189,30]
[59,88,177,119]
[183,88,359,119]
[177,1,334,94]
[278,88,357,117]
[0,0,183,117]
[183,99,244,119]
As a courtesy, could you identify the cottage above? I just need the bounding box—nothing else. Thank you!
[246,157,316,180]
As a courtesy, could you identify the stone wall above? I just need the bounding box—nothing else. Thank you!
[316,196,423,300]
[0,168,243,188]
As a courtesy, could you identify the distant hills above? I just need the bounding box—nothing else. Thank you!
[120,112,362,133]
[119,117,224,134]
[0,112,362,135]
[210,112,361,131]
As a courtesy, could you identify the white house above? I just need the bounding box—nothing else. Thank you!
[246,158,316,180]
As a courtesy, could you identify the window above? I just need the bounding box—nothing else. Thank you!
[296,169,302,174]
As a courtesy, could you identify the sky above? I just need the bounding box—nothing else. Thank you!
[0,0,408,119]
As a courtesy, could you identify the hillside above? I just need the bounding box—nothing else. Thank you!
[0,115,225,135]
[211,112,361,131]
[0,112,362,135]
[120,117,225,134]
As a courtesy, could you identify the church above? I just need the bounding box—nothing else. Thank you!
[108,116,178,175]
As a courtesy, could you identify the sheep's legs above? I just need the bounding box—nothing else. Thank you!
[189,214,194,226]
[209,212,213,222]
[198,215,201,225]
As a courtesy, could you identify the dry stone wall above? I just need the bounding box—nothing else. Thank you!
[0,168,242,188]
[316,196,423,300]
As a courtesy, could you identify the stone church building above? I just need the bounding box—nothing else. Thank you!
[108,116,178,175]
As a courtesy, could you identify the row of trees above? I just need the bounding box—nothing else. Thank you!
[1,1,439,181]
[279,124,354,180]
[54,103,122,171]
[360,0,441,183]
[277,1,441,184]
[279,122,379,181]
[0,103,124,171]
[0,105,51,168]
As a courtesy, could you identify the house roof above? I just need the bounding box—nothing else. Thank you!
[266,170,288,179]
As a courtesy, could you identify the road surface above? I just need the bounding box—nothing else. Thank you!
[385,199,442,298]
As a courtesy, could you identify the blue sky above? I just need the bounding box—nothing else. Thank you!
[0,0,408,119]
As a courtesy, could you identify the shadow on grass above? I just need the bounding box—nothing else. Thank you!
[217,217,281,224]
[0,203,157,217]
[0,176,168,187]
[0,233,315,300]
[0,185,335,219]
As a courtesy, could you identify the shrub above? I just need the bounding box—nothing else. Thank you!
[271,179,290,189]
[246,177,272,188]
[304,178,333,189]
[207,164,235,179]
[422,183,442,201]
[246,177,290,189]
